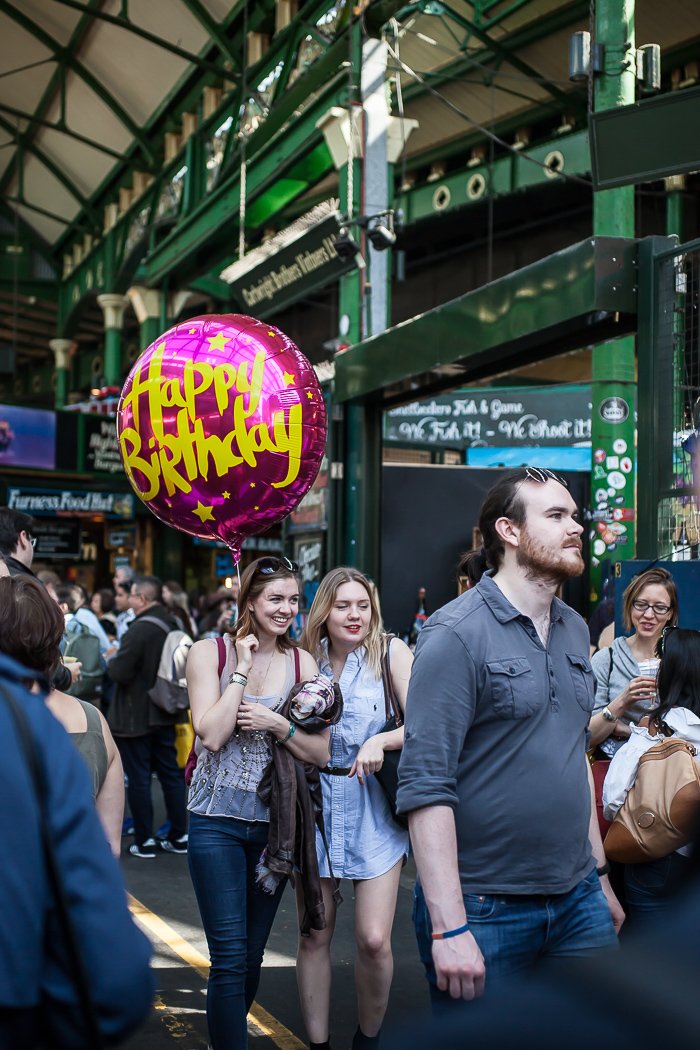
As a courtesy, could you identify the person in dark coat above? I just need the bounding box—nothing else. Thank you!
[106,574,188,858]
[0,506,37,578]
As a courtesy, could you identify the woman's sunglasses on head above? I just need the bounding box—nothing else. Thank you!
[256,556,299,575]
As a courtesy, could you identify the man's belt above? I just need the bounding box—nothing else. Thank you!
[321,766,352,776]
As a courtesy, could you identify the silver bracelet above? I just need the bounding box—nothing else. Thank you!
[228,671,248,687]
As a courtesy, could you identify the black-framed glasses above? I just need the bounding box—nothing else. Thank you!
[632,599,672,617]
[256,556,299,575]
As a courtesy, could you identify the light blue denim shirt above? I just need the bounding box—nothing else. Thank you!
[317,639,408,880]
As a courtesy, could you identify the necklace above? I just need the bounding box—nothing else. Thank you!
[249,647,276,700]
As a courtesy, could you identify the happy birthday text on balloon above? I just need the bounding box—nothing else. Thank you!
[118,342,302,500]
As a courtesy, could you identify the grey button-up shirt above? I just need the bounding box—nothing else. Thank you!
[397,572,595,895]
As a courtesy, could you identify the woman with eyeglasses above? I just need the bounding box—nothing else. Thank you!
[298,568,413,1050]
[185,556,327,1050]
[589,568,679,756]
[603,626,700,921]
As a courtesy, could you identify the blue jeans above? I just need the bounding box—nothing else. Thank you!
[188,813,286,1050]
[413,868,617,1010]
[624,852,690,924]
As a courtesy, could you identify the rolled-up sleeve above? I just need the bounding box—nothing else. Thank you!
[396,622,476,815]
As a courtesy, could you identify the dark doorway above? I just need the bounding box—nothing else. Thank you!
[380,465,590,637]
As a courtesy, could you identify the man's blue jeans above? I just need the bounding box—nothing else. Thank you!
[413,868,618,1010]
[188,812,286,1050]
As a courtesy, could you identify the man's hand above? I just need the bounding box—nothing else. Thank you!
[433,930,486,1000]
[600,874,625,934]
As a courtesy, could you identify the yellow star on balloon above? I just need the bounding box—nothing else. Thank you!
[267,331,276,337]
[193,502,215,523]
[250,482,256,488]
[222,491,231,499]
[306,390,314,400]
[282,372,295,386]
[207,332,227,352]
[189,328,196,334]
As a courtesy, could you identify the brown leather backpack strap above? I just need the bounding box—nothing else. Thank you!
[293,646,301,684]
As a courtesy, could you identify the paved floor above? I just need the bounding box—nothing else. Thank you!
[121,839,432,1050]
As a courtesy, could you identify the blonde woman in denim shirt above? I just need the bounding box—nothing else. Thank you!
[299,568,413,1050]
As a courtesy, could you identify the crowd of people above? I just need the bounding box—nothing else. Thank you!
[0,474,698,1049]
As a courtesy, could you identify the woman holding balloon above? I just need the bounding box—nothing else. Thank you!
[186,557,328,1050]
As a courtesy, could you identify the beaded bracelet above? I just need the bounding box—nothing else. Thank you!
[276,721,296,746]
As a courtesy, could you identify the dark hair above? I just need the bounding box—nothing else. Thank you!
[0,575,65,679]
[131,575,162,604]
[458,548,489,587]
[115,580,132,597]
[94,587,115,615]
[621,567,679,632]
[0,507,36,556]
[477,470,530,570]
[654,627,700,725]
[56,583,86,613]
[234,558,299,651]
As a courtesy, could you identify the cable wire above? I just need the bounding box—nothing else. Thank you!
[385,43,592,188]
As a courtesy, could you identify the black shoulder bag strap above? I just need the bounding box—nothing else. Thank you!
[381,634,403,727]
[0,682,104,1049]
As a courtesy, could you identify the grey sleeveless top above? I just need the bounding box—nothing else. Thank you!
[70,699,109,798]
[188,635,297,823]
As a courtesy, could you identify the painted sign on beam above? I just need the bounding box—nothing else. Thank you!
[222,212,356,317]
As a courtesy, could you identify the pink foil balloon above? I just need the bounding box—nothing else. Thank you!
[117,314,327,562]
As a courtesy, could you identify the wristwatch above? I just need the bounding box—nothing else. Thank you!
[596,862,611,878]
[601,706,617,723]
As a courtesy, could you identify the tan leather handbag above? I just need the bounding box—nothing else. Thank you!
[604,734,700,864]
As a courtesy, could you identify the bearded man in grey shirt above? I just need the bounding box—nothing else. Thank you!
[397,467,624,1007]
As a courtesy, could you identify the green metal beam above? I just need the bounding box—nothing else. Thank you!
[0,0,156,183]
[397,128,590,223]
[0,115,99,227]
[334,237,639,404]
[0,102,126,161]
[1,194,72,229]
[49,0,237,80]
[178,0,244,70]
[401,0,588,102]
[428,0,570,105]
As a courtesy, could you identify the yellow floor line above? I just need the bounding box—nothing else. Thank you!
[129,894,305,1049]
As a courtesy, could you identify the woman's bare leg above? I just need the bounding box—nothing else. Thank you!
[295,877,339,1044]
[353,859,403,1038]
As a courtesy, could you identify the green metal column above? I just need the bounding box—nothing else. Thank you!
[666,176,686,555]
[49,338,72,409]
[590,0,637,600]
[127,286,164,351]
[97,293,129,384]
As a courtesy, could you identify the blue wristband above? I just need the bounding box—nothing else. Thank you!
[431,922,470,941]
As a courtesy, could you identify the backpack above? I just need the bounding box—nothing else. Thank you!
[63,620,104,702]
[139,616,193,714]
[604,729,700,863]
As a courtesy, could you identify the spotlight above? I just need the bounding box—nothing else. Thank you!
[367,222,396,251]
[333,227,360,262]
